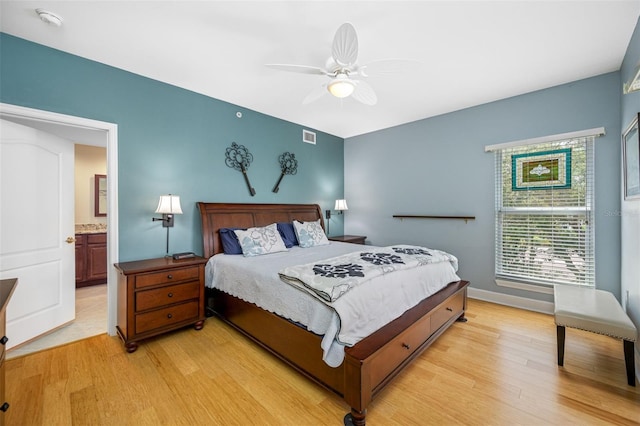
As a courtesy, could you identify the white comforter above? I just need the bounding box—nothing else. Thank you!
[205,242,461,367]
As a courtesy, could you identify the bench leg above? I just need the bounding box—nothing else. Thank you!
[623,340,636,386]
[556,325,565,366]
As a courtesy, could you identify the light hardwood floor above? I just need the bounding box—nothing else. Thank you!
[6,284,107,359]
[5,299,639,425]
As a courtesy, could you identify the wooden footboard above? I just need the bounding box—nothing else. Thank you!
[208,280,469,425]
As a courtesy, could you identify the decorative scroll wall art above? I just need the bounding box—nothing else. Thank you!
[272,152,298,193]
[511,148,571,191]
[225,142,256,196]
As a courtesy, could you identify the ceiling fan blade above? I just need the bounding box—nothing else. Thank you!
[357,59,422,77]
[351,80,377,106]
[332,23,358,67]
[265,64,328,75]
[302,84,328,105]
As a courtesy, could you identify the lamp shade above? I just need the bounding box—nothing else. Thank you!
[155,195,183,214]
[334,199,348,211]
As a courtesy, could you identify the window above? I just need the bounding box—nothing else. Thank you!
[486,129,603,288]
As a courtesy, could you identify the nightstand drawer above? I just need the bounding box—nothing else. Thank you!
[135,266,200,289]
[135,301,199,335]
[135,281,200,312]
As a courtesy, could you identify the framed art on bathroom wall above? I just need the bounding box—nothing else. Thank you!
[94,174,107,216]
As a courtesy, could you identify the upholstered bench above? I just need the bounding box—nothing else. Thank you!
[554,285,637,386]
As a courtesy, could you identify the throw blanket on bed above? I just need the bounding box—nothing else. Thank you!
[279,245,458,303]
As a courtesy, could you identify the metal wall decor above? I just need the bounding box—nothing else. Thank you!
[272,152,298,193]
[225,142,256,196]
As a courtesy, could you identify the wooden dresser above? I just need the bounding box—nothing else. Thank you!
[114,256,207,353]
[0,279,17,425]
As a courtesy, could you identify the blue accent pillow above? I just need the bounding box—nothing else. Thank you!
[219,227,244,254]
[277,222,298,248]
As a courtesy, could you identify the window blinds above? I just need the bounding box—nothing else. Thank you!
[493,134,596,287]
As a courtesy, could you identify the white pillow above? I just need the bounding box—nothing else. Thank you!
[234,223,288,257]
[293,219,330,248]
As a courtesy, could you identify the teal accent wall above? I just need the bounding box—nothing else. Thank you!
[0,33,345,261]
[345,72,622,301]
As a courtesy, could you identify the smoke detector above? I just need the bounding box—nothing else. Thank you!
[35,9,63,26]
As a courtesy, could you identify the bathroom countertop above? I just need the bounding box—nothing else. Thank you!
[75,224,107,234]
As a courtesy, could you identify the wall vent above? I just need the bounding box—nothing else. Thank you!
[302,129,316,145]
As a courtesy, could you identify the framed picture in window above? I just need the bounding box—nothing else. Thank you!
[623,113,640,200]
[511,148,571,191]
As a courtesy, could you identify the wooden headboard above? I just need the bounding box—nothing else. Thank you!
[197,202,324,258]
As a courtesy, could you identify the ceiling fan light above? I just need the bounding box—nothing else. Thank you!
[328,79,355,98]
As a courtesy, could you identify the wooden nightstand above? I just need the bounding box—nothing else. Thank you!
[328,235,367,245]
[114,256,207,353]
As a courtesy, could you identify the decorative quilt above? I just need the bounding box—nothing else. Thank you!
[279,245,458,303]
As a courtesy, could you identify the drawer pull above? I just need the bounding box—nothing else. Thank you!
[446,307,453,312]
[167,313,173,319]
[0,335,8,345]
[0,402,9,412]
[167,274,173,280]
[402,343,410,350]
[168,292,173,298]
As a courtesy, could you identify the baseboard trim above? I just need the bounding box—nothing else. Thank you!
[468,287,554,315]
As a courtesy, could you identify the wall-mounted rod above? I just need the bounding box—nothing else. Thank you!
[393,215,476,224]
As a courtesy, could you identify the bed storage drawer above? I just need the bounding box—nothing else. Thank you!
[135,266,200,289]
[431,291,464,332]
[363,286,466,391]
[135,281,200,312]
[135,301,200,335]
[368,313,432,388]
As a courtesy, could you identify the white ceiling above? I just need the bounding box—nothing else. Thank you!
[1,1,639,138]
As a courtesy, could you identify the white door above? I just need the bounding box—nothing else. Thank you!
[0,119,75,349]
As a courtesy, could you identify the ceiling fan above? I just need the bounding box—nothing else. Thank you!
[266,23,416,106]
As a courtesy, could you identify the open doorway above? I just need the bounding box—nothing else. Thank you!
[0,103,119,357]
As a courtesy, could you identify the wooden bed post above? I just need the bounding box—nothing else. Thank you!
[343,355,370,425]
[345,410,366,426]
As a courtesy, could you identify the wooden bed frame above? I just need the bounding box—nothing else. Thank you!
[198,202,469,425]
